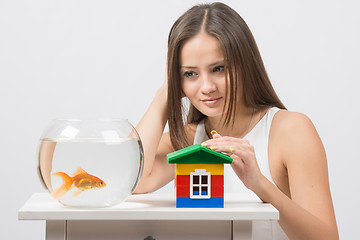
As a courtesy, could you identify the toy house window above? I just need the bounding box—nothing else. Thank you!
[190,169,211,199]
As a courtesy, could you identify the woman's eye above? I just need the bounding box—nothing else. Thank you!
[184,71,197,78]
[213,66,224,73]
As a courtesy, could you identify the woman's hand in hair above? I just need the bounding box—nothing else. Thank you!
[202,132,264,191]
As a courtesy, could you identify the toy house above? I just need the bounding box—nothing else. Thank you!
[167,144,233,208]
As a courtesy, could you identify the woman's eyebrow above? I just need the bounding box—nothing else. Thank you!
[180,66,197,69]
[181,60,224,69]
[208,60,224,67]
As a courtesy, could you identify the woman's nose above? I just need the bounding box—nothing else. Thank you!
[200,74,217,94]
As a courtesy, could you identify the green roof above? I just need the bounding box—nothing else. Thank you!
[167,144,233,164]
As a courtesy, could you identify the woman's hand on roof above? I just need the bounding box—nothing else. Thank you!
[202,131,264,191]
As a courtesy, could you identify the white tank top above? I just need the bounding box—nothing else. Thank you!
[193,107,289,240]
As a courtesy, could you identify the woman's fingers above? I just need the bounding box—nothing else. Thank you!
[202,140,252,154]
[200,132,262,191]
[210,130,222,139]
[230,154,245,172]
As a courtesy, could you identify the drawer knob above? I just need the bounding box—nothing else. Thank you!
[144,236,156,240]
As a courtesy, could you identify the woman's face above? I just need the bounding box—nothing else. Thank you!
[180,33,228,118]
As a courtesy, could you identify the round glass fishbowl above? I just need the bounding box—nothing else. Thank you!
[37,119,143,207]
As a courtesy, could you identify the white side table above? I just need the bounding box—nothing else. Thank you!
[18,193,279,240]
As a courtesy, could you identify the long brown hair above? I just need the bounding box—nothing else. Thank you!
[167,2,286,150]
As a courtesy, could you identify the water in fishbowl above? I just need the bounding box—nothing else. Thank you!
[38,137,143,207]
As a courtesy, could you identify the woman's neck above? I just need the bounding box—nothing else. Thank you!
[205,106,256,138]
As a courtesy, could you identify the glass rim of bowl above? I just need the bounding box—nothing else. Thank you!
[52,118,129,122]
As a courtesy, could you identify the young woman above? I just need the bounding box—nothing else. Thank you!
[134,2,338,239]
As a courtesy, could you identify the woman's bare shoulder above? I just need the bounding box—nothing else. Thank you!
[270,109,323,165]
[272,110,316,134]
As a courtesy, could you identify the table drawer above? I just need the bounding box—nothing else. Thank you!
[67,220,231,240]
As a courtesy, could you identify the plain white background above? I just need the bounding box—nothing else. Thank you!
[1,0,359,239]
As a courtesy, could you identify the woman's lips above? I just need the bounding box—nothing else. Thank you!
[201,97,222,106]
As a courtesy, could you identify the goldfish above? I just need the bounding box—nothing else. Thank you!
[51,167,106,199]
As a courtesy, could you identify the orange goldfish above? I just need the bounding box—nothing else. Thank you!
[51,167,106,199]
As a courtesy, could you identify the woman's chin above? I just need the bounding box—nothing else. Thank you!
[198,109,223,118]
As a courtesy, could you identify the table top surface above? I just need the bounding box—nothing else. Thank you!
[18,193,279,221]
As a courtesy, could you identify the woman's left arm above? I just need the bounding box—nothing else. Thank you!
[204,111,338,240]
[265,111,339,239]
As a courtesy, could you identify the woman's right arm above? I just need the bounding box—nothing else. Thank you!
[133,84,175,194]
